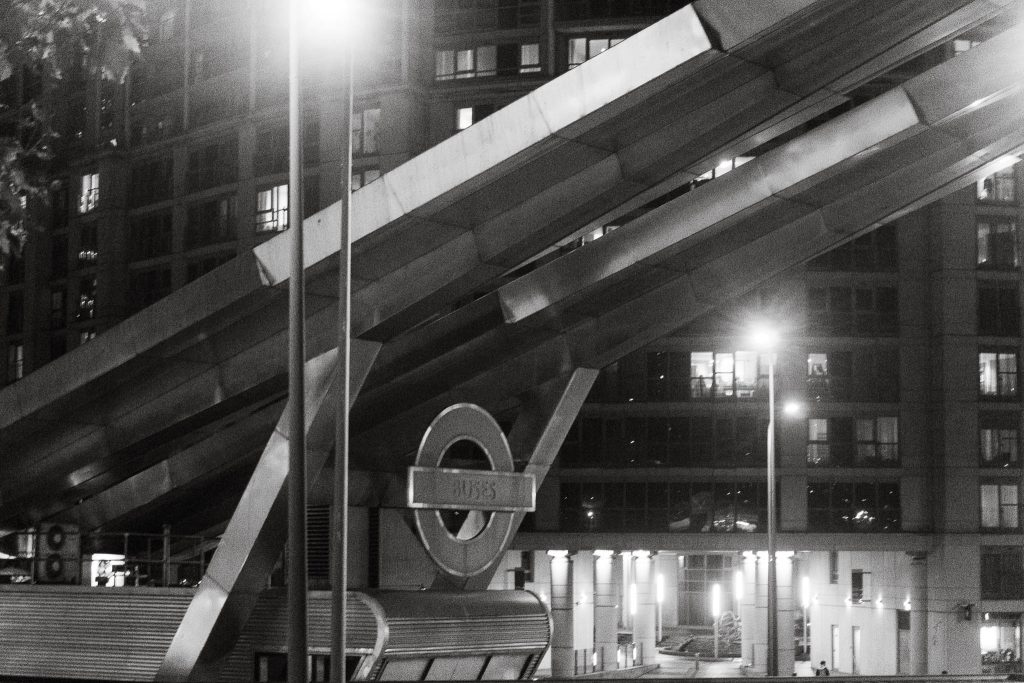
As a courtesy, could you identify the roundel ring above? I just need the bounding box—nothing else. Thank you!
[413,403,517,578]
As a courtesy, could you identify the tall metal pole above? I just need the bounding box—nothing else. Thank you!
[330,22,355,683]
[287,2,308,683]
[766,354,778,676]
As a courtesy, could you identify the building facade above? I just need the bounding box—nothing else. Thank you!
[1,0,1021,677]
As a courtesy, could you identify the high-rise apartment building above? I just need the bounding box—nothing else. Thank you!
[0,0,1022,678]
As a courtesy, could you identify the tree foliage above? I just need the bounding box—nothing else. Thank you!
[0,0,145,262]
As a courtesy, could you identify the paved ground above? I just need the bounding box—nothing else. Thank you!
[642,653,821,678]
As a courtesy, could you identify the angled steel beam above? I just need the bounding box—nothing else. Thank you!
[349,27,1024,463]
[156,340,380,682]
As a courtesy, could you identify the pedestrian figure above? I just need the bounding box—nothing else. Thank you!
[815,660,830,676]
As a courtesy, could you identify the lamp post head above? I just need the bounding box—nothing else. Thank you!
[749,325,780,351]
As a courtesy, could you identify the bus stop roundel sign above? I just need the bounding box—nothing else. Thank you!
[408,403,535,578]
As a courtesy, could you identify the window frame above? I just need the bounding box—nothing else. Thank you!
[980,481,1021,531]
[78,172,100,214]
[979,349,1018,398]
[254,184,289,233]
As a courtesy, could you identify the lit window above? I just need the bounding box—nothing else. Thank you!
[520,43,540,73]
[455,104,494,131]
[435,49,455,80]
[980,351,1018,397]
[568,36,625,69]
[977,165,1016,202]
[79,329,96,345]
[78,172,100,213]
[978,219,1019,269]
[855,417,898,465]
[6,343,24,382]
[953,38,980,55]
[807,419,830,466]
[981,483,1019,529]
[476,45,496,76]
[689,350,767,399]
[255,185,288,232]
[455,48,474,78]
[77,276,96,321]
[352,108,380,155]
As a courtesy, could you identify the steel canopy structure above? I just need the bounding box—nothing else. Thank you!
[2,0,1024,679]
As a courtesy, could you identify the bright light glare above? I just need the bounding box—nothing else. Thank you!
[981,625,999,651]
[749,325,780,351]
[304,0,370,44]
[711,583,721,618]
[783,401,803,417]
[801,575,810,609]
[734,569,744,602]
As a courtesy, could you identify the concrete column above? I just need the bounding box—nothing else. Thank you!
[655,551,679,628]
[751,552,768,672]
[594,550,618,671]
[909,552,929,675]
[777,552,795,675]
[632,550,657,665]
[549,550,574,677]
[574,552,595,663]
[620,551,632,628]
[739,553,759,669]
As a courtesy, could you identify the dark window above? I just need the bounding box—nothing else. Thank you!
[186,196,236,249]
[807,224,898,272]
[186,137,238,192]
[50,287,65,329]
[49,334,67,361]
[50,184,69,230]
[51,233,68,277]
[646,351,689,400]
[560,480,765,533]
[807,285,898,336]
[435,0,541,33]
[128,268,172,313]
[128,156,174,207]
[129,212,174,261]
[828,550,839,584]
[187,252,234,282]
[978,218,1019,269]
[806,482,900,532]
[5,291,24,333]
[981,546,1024,599]
[851,570,864,602]
[5,251,24,284]
[979,283,1020,336]
[809,349,902,402]
[980,413,1019,468]
[555,0,688,21]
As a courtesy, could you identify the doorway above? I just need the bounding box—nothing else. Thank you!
[831,625,839,671]
[852,626,861,674]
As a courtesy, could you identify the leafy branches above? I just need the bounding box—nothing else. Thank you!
[0,0,145,262]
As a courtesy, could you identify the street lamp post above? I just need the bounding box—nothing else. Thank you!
[751,325,780,676]
[711,582,721,659]
[766,350,778,676]
[287,3,308,683]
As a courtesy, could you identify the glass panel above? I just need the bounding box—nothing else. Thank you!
[980,353,998,395]
[690,352,713,398]
[476,45,496,75]
[981,484,1000,527]
[734,351,758,397]
[568,38,586,67]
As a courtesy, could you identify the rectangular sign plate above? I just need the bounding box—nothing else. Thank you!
[408,466,536,512]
